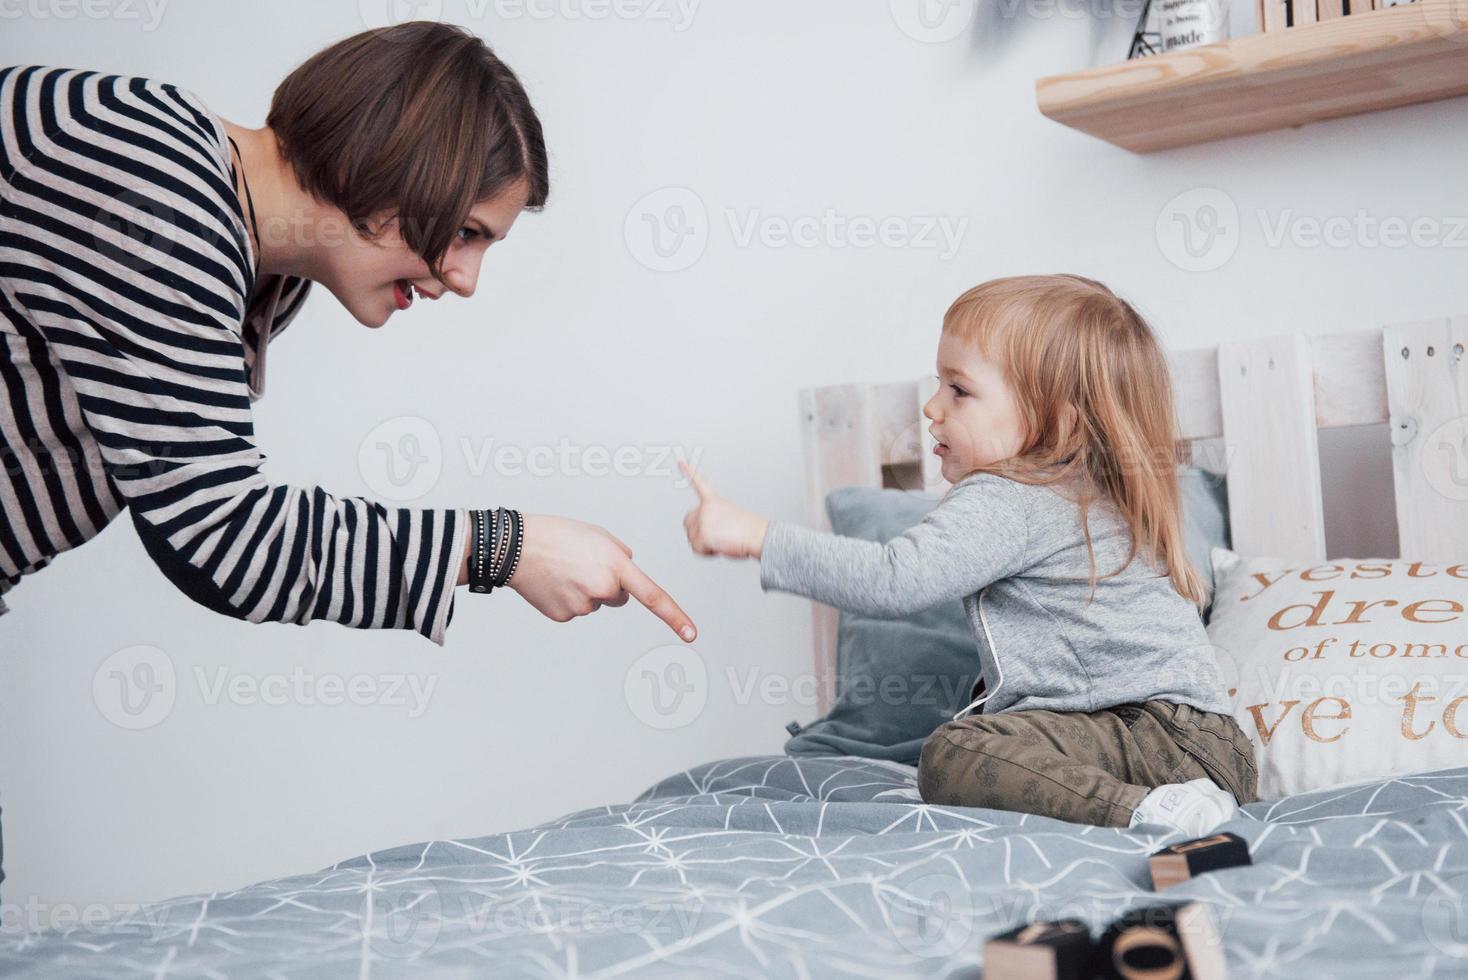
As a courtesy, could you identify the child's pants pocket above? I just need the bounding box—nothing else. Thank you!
[1145,701,1260,805]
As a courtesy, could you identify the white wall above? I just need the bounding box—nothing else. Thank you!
[1,0,1462,923]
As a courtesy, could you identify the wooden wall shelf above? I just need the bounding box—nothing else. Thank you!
[1035,0,1468,152]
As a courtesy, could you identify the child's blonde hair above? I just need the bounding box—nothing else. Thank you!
[941,274,1208,610]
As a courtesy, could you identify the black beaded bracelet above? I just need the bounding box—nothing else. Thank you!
[507,510,524,583]
[468,507,525,594]
[468,508,497,594]
[494,509,523,588]
[491,508,511,583]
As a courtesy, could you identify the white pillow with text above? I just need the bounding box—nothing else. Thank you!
[1206,546,1468,799]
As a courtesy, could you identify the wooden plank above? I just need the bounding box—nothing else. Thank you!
[1216,335,1328,561]
[917,375,946,495]
[1168,345,1224,443]
[1382,316,1468,561]
[872,380,923,474]
[799,384,882,715]
[1035,0,1468,153]
[1168,330,1388,439]
[1263,0,1290,31]
[1309,329,1390,428]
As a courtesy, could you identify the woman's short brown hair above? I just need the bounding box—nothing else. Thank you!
[267,22,549,280]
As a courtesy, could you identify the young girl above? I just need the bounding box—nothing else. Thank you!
[679,274,1259,836]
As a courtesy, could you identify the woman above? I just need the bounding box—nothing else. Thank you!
[0,24,697,895]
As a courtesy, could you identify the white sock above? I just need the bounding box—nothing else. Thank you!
[1128,777,1239,837]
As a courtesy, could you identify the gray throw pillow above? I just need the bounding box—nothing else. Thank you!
[1178,465,1230,619]
[783,466,1230,764]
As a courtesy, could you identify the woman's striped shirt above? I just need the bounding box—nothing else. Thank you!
[0,66,470,644]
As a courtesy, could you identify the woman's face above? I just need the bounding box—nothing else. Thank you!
[923,331,1028,483]
[321,178,533,328]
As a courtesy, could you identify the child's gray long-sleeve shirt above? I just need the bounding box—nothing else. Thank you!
[758,471,1231,718]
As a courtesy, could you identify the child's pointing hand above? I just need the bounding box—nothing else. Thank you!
[679,460,770,561]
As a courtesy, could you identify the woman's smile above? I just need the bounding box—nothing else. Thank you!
[393,279,415,311]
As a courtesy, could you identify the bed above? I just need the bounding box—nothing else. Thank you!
[4,320,1467,977]
[2,755,1466,978]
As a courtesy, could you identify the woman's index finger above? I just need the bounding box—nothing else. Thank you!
[620,560,697,643]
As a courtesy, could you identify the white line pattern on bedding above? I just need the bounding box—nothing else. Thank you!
[1,756,1465,978]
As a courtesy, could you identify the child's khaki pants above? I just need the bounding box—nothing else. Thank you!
[917,698,1260,828]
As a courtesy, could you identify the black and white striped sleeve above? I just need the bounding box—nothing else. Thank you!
[0,66,469,644]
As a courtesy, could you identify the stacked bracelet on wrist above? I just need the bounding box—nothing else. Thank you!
[469,507,524,594]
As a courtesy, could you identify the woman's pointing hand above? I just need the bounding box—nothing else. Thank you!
[509,514,697,642]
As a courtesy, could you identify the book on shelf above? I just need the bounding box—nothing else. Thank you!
[1261,0,1430,30]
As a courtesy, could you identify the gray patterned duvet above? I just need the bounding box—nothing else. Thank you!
[3,755,1466,978]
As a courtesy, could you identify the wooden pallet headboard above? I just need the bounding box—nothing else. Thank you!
[797,317,1468,715]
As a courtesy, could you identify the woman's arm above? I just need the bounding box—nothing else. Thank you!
[2,66,696,645]
[457,524,473,587]
[455,515,697,640]
[0,69,434,643]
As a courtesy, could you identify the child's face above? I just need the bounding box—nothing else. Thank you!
[923,331,1028,483]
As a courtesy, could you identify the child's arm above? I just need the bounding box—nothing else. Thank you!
[679,461,1030,618]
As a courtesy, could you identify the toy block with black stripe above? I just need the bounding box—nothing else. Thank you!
[982,918,1094,980]
[1149,831,1252,890]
